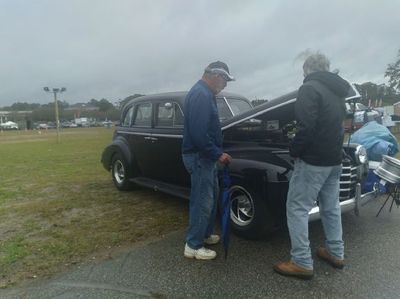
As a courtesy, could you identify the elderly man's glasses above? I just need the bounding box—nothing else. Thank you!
[216,73,229,82]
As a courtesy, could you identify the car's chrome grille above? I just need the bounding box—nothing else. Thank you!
[340,159,357,200]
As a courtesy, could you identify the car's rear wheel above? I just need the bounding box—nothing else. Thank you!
[229,185,274,239]
[111,153,134,191]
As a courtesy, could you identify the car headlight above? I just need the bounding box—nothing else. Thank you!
[355,145,368,164]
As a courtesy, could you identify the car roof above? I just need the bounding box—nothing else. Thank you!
[123,83,360,131]
[126,91,249,106]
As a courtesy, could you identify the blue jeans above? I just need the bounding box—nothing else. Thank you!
[182,153,219,250]
[286,159,344,269]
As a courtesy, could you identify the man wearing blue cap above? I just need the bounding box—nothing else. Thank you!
[182,61,234,260]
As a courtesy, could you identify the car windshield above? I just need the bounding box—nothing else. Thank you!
[216,97,252,121]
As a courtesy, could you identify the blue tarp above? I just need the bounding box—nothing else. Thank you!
[349,121,399,161]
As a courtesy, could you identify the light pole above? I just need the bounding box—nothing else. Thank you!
[43,87,66,143]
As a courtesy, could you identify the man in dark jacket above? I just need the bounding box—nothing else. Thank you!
[274,53,350,279]
[182,61,233,260]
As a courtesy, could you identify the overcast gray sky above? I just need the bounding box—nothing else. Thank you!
[0,0,399,106]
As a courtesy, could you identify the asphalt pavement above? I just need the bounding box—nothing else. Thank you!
[2,195,400,299]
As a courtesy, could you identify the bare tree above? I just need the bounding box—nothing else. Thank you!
[385,49,400,92]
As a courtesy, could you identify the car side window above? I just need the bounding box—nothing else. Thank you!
[156,103,173,127]
[173,104,184,126]
[132,102,152,127]
[227,98,253,115]
[122,106,134,127]
[155,102,184,127]
[216,97,232,121]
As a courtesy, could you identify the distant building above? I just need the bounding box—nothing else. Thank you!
[64,103,99,111]
[393,101,400,116]
[0,111,32,123]
[64,104,99,118]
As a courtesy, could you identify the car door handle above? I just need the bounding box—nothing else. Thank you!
[144,136,158,141]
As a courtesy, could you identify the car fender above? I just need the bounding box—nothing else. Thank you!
[228,159,270,199]
[101,137,132,171]
[228,158,290,219]
[229,158,290,185]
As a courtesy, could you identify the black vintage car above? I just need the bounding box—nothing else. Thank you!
[101,90,376,239]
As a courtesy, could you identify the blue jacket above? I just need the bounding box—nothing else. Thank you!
[182,80,223,161]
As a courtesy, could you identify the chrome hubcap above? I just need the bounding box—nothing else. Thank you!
[230,186,254,226]
[113,160,125,184]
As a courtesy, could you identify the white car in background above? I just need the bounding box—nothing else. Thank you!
[0,121,18,130]
[345,102,381,131]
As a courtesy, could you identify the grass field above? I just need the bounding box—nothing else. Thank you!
[0,128,188,288]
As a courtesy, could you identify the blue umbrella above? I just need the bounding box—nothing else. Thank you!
[220,166,231,259]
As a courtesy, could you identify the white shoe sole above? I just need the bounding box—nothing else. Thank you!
[184,253,216,260]
[204,240,219,245]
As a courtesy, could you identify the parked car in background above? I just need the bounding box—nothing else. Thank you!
[102,120,114,128]
[0,121,18,130]
[345,102,381,131]
[36,123,49,129]
[102,90,376,239]
[61,121,74,128]
[75,117,90,127]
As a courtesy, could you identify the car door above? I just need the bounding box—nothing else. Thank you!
[128,101,155,178]
[151,100,187,185]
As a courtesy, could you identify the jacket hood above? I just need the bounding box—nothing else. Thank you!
[304,71,350,97]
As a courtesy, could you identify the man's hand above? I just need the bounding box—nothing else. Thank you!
[218,152,232,165]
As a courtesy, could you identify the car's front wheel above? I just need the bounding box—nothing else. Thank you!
[111,153,134,191]
[229,185,274,239]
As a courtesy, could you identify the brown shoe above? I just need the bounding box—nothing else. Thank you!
[273,261,313,280]
[316,246,344,269]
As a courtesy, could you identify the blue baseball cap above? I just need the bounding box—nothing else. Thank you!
[205,61,235,81]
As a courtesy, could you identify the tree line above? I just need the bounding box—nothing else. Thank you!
[350,49,400,106]
[0,95,143,123]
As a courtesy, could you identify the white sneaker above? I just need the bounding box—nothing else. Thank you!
[204,234,220,245]
[184,244,217,260]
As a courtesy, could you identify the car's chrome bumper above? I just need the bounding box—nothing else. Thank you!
[309,183,378,222]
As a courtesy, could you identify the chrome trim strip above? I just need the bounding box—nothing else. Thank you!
[116,130,183,138]
[271,150,290,154]
[117,131,151,136]
[152,133,182,138]
[223,96,235,116]
[345,84,362,101]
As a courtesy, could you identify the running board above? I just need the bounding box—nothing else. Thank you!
[131,177,190,200]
